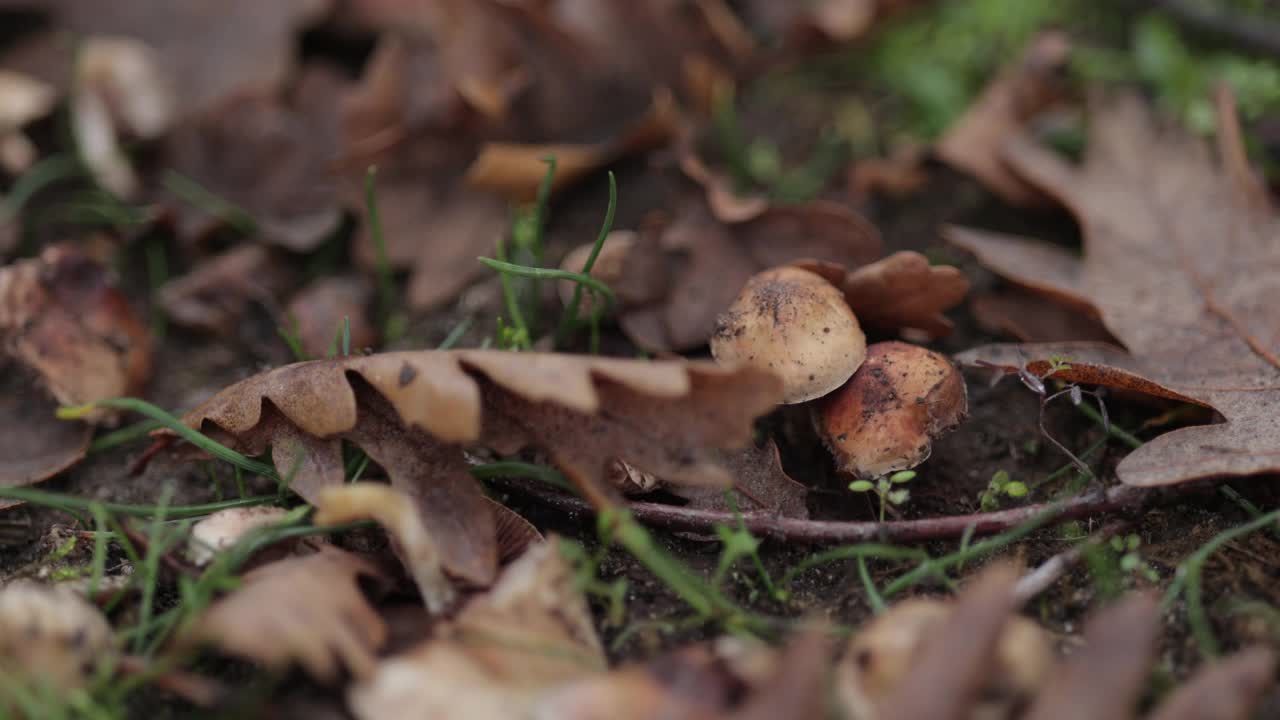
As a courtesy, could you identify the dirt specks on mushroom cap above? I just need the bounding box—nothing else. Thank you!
[817,341,967,478]
[711,266,865,404]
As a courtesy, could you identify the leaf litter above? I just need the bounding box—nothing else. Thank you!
[1,1,1279,717]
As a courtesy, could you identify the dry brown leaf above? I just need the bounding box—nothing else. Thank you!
[936,31,1070,206]
[179,351,781,585]
[185,546,389,681]
[797,251,969,339]
[0,246,150,492]
[970,290,1116,344]
[285,276,377,358]
[164,87,343,251]
[157,245,295,335]
[948,94,1280,488]
[45,0,331,116]
[348,539,605,719]
[1146,647,1276,720]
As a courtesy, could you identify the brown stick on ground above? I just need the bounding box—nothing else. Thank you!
[496,479,1154,544]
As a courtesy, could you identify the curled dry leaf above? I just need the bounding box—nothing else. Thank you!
[349,539,604,720]
[157,245,295,335]
[314,483,456,614]
[556,230,668,317]
[0,581,118,692]
[179,351,781,587]
[0,246,150,489]
[948,94,1280,488]
[935,31,1071,206]
[185,546,390,681]
[285,276,377,358]
[670,439,809,520]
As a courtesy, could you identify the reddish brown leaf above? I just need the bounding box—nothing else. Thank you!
[0,364,91,499]
[158,245,295,335]
[670,439,808,519]
[936,31,1071,206]
[971,290,1116,343]
[185,546,390,681]
[949,94,1280,488]
[285,276,377,358]
[1147,647,1276,720]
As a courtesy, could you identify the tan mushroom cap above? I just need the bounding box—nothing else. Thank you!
[835,598,1052,719]
[711,266,866,404]
[816,341,966,478]
[0,582,119,691]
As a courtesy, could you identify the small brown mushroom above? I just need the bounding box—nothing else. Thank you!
[835,598,1052,720]
[816,341,966,477]
[711,266,866,404]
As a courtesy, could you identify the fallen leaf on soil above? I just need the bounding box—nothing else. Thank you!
[157,245,295,335]
[949,94,1280,488]
[970,290,1116,344]
[619,201,882,352]
[0,364,92,499]
[348,539,604,719]
[43,0,332,116]
[678,135,770,223]
[178,351,781,586]
[797,250,970,338]
[285,276,377,358]
[164,88,342,251]
[739,0,920,46]
[0,246,150,490]
[847,146,929,201]
[464,89,680,202]
[1146,647,1276,720]
[0,69,56,175]
[670,439,809,519]
[936,31,1071,206]
[184,546,390,681]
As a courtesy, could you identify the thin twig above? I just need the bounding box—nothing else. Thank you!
[1013,521,1127,603]
[495,479,1153,544]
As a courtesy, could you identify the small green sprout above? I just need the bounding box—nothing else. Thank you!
[850,470,915,522]
[1111,533,1160,583]
[978,469,1029,512]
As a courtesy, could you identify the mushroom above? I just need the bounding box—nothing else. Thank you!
[816,341,966,478]
[835,598,1052,720]
[710,265,866,404]
[0,582,119,693]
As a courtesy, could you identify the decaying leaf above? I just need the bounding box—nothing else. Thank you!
[178,351,781,586]
[970,291,1115,344]
[165,89,342,251]
[185,546,390,681]
[0,246,150,490]
[936,31,1071,206]
[0,581,119,692]
[157,245,295,335]
[0,364,92,500]
[949,94,1280,488]
[348,539,605,719]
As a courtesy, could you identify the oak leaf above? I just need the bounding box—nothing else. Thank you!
[948,94,1280,488]
[179,351,781,586]
[184,546,390,681]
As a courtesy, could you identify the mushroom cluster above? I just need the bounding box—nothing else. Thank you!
[710,263,967,481]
